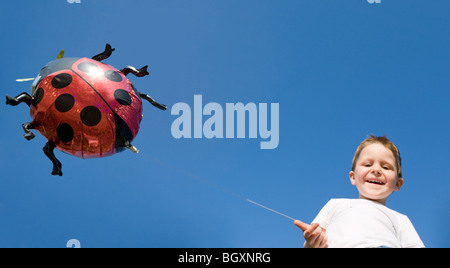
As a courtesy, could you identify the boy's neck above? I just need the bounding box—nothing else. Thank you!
[358,195,387,206]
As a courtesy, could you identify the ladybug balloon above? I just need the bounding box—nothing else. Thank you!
[6,44,166,176]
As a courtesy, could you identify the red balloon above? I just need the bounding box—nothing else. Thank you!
[6,44,166,175]
[31,57,143,158]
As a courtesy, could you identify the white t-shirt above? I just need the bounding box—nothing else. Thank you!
[311,198,425,248]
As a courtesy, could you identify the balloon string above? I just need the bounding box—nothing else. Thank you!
[143,154,295,221]
[246,199,296,221]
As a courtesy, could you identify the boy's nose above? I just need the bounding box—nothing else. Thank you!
[371,166,382,175]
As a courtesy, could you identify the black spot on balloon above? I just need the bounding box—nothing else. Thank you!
[57,123,74,143]
[78,62,99,73]
[55,94,75,113]
[80,106,102,127]
[52,73,72,89]
[33,87,45,106]
[105,70,123,82]
[114,89,132,106]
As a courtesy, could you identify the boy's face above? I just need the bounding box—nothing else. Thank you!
[349,143,404,205]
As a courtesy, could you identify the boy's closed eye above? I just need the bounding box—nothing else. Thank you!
[381,162,395,170]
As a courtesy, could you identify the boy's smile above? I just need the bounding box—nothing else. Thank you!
[366,177,385,185]
[349,143,403,205]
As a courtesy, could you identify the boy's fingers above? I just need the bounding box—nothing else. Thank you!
[294,220,310,232]
[305,223,320,235]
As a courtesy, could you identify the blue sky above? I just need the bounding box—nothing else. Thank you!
[0,0,448,247]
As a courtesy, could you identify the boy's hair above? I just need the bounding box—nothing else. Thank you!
[352,135,402,178]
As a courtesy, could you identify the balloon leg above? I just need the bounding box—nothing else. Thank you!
[124,140,139,153]
[22,122,36,140]
[139,92,167,111]
[43,141,62,176]
[120,65,149,77]
[6,92,32,107]
[91,43,115,62]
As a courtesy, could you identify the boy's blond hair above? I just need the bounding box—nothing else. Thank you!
[352,135,402,179]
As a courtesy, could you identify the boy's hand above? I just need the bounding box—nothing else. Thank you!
[294,220,328,248]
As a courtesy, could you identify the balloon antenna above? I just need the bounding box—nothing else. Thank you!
[56,49,65,59]
[16,78,35,82]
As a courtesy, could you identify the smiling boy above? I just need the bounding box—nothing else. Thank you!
[294,135,425,248]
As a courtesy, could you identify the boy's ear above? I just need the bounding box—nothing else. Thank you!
[394,177,404,191]
[349,171,356,186]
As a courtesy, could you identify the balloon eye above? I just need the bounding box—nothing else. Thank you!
[31,74,42,94]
